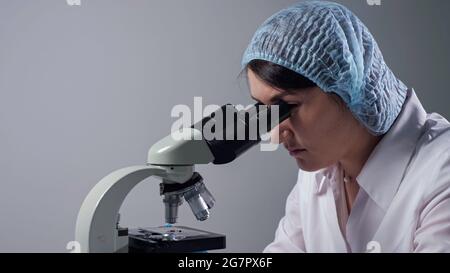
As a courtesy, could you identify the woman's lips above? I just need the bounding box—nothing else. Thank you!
[288,148,307,157]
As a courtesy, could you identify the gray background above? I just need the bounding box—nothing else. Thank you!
[0,0,449,252]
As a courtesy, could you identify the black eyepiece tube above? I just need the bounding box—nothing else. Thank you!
[191,100,295,164]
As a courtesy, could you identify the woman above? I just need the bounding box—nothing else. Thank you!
[241,1,450,252]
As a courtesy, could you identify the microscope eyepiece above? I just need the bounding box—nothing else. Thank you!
[191,100,295,164]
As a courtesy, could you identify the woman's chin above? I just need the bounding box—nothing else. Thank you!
[295,158,321,172]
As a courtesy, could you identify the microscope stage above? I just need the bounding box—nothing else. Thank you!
[128,226,226,253]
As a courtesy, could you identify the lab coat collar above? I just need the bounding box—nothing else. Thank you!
[315,165,337,195]
[355,88,427,211]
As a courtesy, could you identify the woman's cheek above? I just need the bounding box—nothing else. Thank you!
[291,109,310,136]
[296,112,329,150]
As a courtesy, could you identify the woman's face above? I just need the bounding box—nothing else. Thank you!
[247,69,361,171]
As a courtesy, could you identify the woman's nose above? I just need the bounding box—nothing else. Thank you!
[270,119,293,144]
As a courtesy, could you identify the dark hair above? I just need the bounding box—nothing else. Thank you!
[245,59,316,92]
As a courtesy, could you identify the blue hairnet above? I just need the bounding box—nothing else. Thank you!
[242,1,408,135]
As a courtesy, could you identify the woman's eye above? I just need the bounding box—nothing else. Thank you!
[289,103,301,114]
[287,102,300,107]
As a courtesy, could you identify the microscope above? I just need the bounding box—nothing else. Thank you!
[75,101,294,252]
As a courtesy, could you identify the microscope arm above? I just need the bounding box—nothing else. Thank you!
[75,165,168,253]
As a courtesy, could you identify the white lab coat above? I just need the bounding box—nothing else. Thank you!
[264,89,450,253]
